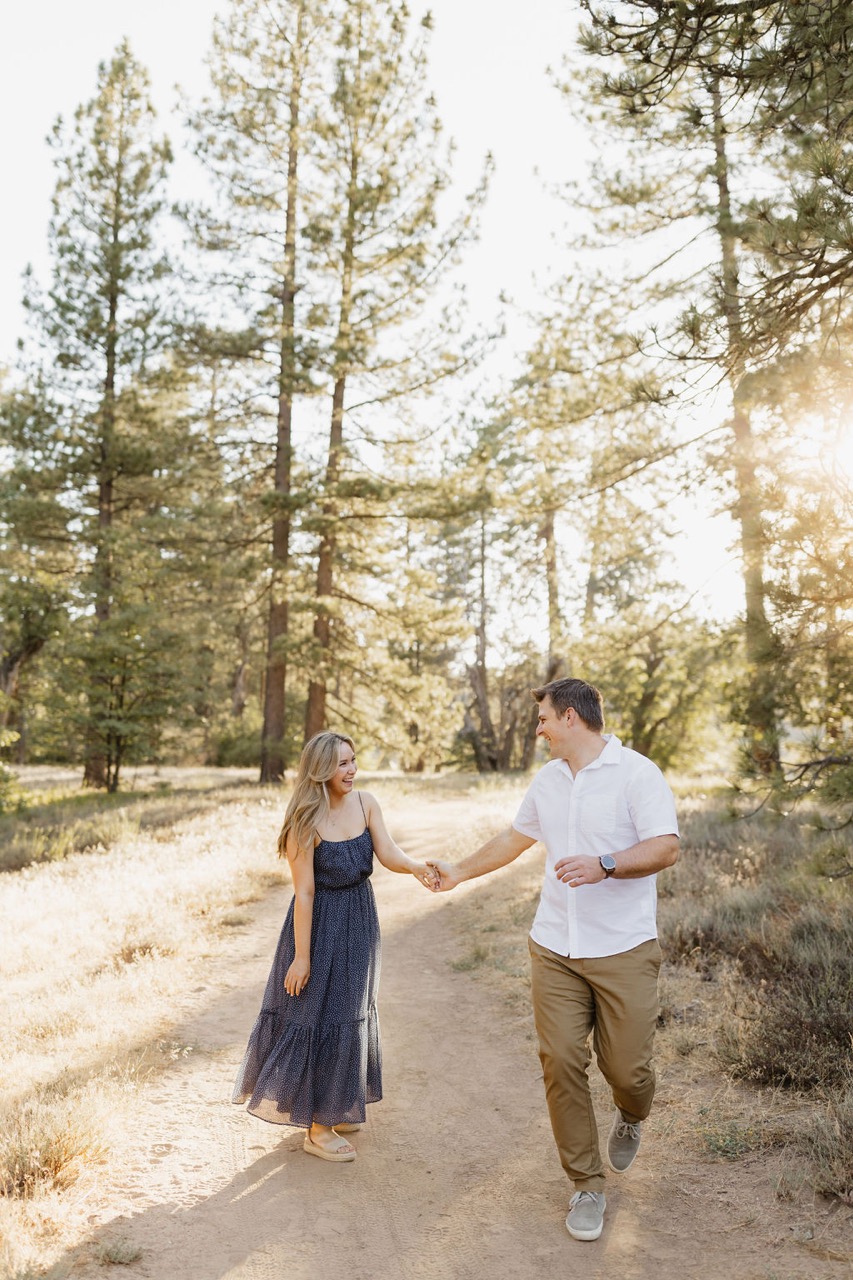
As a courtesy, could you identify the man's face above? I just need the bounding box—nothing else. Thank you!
[535,696,573,757]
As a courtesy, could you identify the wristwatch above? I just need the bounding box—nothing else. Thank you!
[599,853,617,877]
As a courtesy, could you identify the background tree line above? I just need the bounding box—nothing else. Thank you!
[0,0,850,806]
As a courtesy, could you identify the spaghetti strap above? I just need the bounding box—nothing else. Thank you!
[358,791,366,822]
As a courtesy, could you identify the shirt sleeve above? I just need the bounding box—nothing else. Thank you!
[512,776,544,842]
[627,760,679,840]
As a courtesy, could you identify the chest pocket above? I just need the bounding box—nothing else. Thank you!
[579,797,618,837]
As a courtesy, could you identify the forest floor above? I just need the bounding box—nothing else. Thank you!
[4,782,853,1280]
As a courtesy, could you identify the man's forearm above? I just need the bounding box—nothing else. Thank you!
[611,834,679,879]
[555,834,679,888]
[456,827,532,882]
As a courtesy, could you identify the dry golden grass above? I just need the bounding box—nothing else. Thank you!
[0,777,289,1278]
[1,791,289,1098]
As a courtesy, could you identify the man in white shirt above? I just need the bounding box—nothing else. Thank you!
[427,677,679,1243]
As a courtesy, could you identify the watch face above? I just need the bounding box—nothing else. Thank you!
[600,855,616,872]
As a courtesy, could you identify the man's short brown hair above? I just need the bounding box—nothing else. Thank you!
[531,677,605,731]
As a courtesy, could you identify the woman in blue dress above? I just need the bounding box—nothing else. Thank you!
[233,731,435,1162]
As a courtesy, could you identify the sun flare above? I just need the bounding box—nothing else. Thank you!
[794,417,853,485]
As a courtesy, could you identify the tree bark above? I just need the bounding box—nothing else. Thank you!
[710,81,780,773]
[520,510,565,770]
[260,8,304,781]
[465,512,500,770]
[83,260,119,789]
[583,491,608,629]
[629,645,664,757]
[304,374,345,740]
[304,122,357,742]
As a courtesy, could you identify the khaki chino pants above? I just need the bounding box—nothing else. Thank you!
[528,935,662,1191]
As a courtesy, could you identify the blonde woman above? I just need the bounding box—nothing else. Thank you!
[233,731,435,1161]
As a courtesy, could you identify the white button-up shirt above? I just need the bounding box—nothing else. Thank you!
[513,735,679,959]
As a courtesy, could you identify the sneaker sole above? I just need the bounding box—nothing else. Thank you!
[607,1150,639,1173]
[565,1220,604,1242]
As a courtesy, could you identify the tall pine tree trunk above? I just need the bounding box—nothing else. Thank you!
[710,82,779,772]
[304,138,356,742]
[260,21,303,782]
[304,375,345,740]
[465,511,500,771]
[543,507,565,672]
[583,488,608,628]
[520,508,564,770]
[83,275,118,789]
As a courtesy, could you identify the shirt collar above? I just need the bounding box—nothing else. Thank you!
[555,733,622,776]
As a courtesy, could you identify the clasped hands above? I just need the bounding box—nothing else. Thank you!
[411,862,444,891]
[413,853,607,893]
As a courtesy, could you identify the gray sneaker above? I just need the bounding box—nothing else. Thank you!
[565,1190,606,1241]
[608,1111,641,1172]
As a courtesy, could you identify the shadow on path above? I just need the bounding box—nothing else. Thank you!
[49,865,570,1280]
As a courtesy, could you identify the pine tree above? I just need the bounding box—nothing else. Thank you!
[17,43,200,789]
[557,22,785,772]
[301,0,482,740]
[0,378,70,755]
[188,0,331,780]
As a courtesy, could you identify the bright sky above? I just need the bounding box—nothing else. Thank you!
[1,0,742,619]
[2,0,584,360]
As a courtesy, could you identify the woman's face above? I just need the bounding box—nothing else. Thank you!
[328,742,357,799]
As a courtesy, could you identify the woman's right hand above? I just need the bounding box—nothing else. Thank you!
[284,956,310,997]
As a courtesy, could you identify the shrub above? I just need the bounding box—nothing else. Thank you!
[0,1088,109,1199]
[663,881,797,961]
[800,1084,853,1205]
[211,725,262,768]
[0,733,21,814]
[95,1239,143,1266]
[716,906,853,1089]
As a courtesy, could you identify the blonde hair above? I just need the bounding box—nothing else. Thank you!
[277,731,356,859]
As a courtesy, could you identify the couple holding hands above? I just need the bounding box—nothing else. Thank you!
[232,677,679,1243]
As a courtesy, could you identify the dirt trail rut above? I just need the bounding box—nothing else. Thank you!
[63,808,851,1280]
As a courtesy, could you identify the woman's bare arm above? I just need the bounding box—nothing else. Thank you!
[362,792,437,888]
[284,832,315,996]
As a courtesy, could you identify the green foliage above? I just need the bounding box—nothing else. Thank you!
[4,0,851,788]
[8,46,181,788]
[188,0,484,769]
[0,44,258,789]
[0,724,21,815]
[211,719,264,769]
[579,614,737,771]
[698,1114,765,1162]
[566,2,853,791]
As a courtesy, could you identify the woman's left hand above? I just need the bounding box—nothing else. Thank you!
[411,862,439,890]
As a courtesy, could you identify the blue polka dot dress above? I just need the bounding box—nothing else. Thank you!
[232,818,382,1127]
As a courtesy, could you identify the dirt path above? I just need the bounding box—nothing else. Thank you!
[61,807,851,1280]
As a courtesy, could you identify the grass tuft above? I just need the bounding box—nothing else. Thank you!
[450,943,490,972]
[95,1239,143,1266]
[799,1085,853,1205]
[0,1088,109,1199]
[716,906,853,1089]
[699,1117,764,1160]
